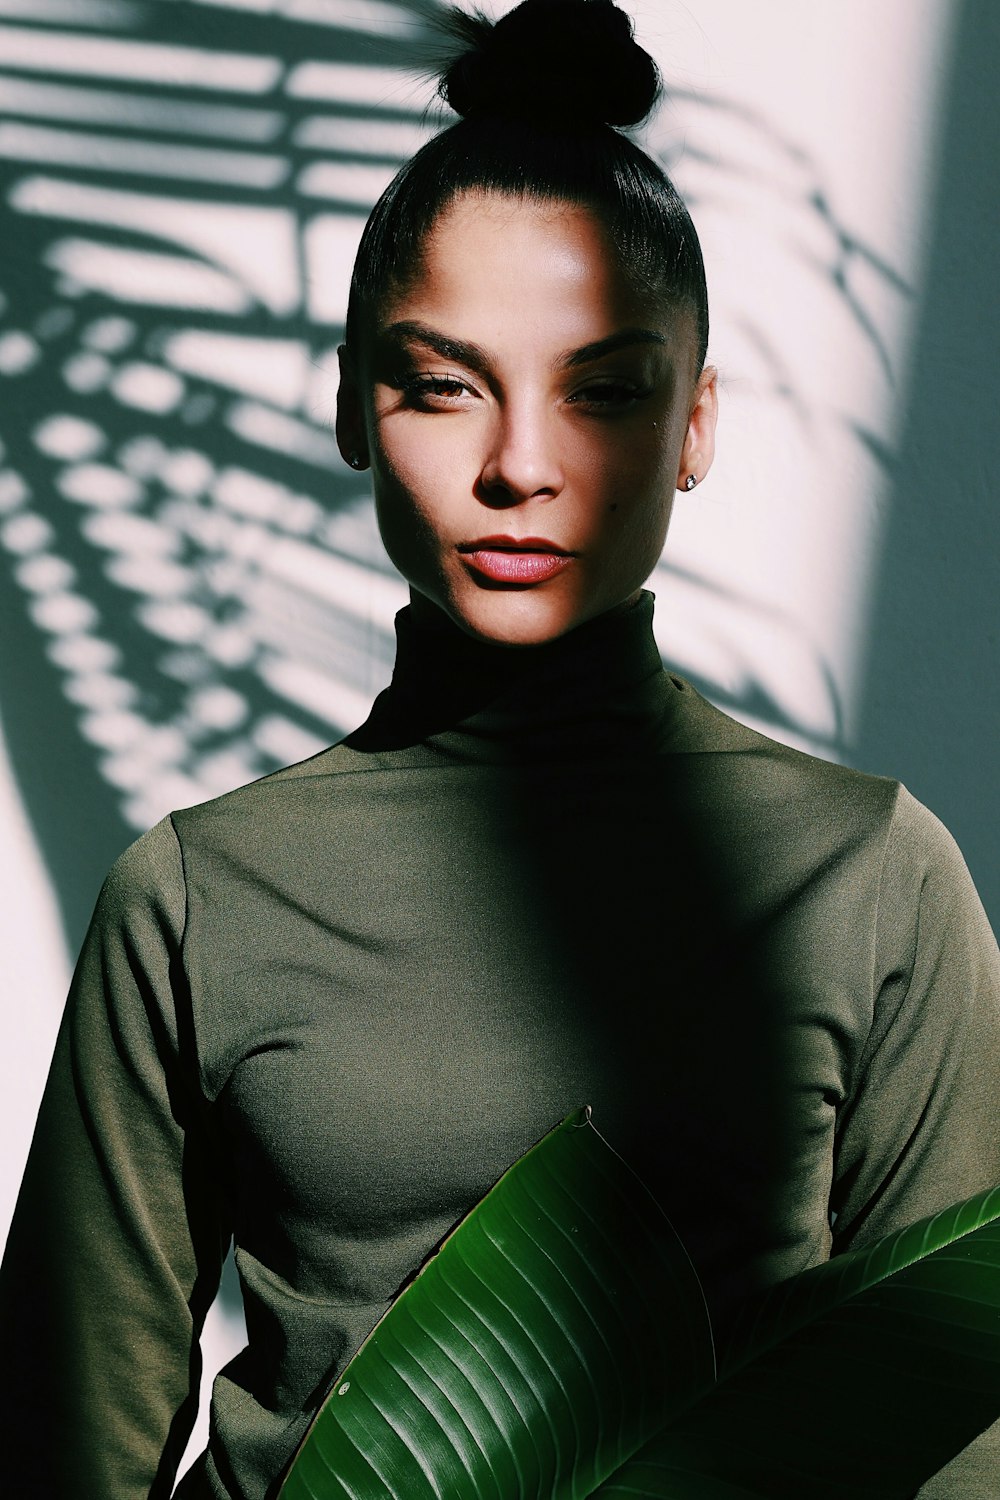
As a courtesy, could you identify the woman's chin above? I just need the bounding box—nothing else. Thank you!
[413,581,626,649]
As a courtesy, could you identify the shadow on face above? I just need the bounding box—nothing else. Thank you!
[337,191,717,648]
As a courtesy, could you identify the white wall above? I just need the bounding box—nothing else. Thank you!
[4,0,995,1484]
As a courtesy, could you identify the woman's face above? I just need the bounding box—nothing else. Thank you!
[338,191,717,646]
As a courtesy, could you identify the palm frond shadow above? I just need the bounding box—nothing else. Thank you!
[0,0,900,949]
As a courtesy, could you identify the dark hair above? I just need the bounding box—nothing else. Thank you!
[344,0,709,372]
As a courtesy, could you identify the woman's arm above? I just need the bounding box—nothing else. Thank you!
[831,785,1000,1494]
[0,817,229,1498]
[833,787,1000,1242]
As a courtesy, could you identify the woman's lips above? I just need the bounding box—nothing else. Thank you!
[458,536,574,585]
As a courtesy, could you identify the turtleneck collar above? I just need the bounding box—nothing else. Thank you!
[344,590,680,763]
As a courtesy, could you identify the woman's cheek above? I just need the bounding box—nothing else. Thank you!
[378,423,466,509]
[578,419,667,489]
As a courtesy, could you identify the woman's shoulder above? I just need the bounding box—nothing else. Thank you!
[93,741,360,907]
[667,674,984,893]
[665,671,896,802]
[97,813,186,939]
[169,736,374,831]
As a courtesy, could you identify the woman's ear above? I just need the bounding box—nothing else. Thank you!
[676,364,718,492]
[335,343,370,472]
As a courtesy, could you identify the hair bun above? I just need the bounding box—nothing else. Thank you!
[438,0,661,130]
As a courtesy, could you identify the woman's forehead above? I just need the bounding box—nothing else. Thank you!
[420,190,621,284]
[381,191,678,351]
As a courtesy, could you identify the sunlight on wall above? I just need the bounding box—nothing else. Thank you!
[0,0,959,1484]
[636,0,952,754]
[0,0,954,1188]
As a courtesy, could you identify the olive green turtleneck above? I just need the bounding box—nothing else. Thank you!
[2,591,999,1498]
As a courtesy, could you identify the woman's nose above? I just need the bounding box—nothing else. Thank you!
[477,399,565,505]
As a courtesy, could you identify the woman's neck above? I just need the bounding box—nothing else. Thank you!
[343,589,678,762]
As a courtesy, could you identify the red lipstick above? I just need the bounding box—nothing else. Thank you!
[458,535,574,585]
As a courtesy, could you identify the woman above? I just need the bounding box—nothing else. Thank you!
[2,2,999,1496]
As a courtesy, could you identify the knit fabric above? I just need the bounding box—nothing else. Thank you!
[3,591,998,1498]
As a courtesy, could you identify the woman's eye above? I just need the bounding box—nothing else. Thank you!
[400,372,473,407]
[568,382,648,409]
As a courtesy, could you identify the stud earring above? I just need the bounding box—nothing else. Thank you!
[684,474,698,491]
[347,452,363,470]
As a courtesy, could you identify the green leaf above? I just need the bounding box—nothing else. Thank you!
[598,1186,1000,1499]
[279,1107,715,1500]
[280,1110,1000,1500]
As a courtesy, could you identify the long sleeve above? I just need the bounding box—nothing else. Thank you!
[831,785,1000,1495]
[0,817,230,1498]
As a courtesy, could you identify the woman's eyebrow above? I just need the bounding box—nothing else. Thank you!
[561,328,667,367]
[382,321,493,371]
[380,320,667,371]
